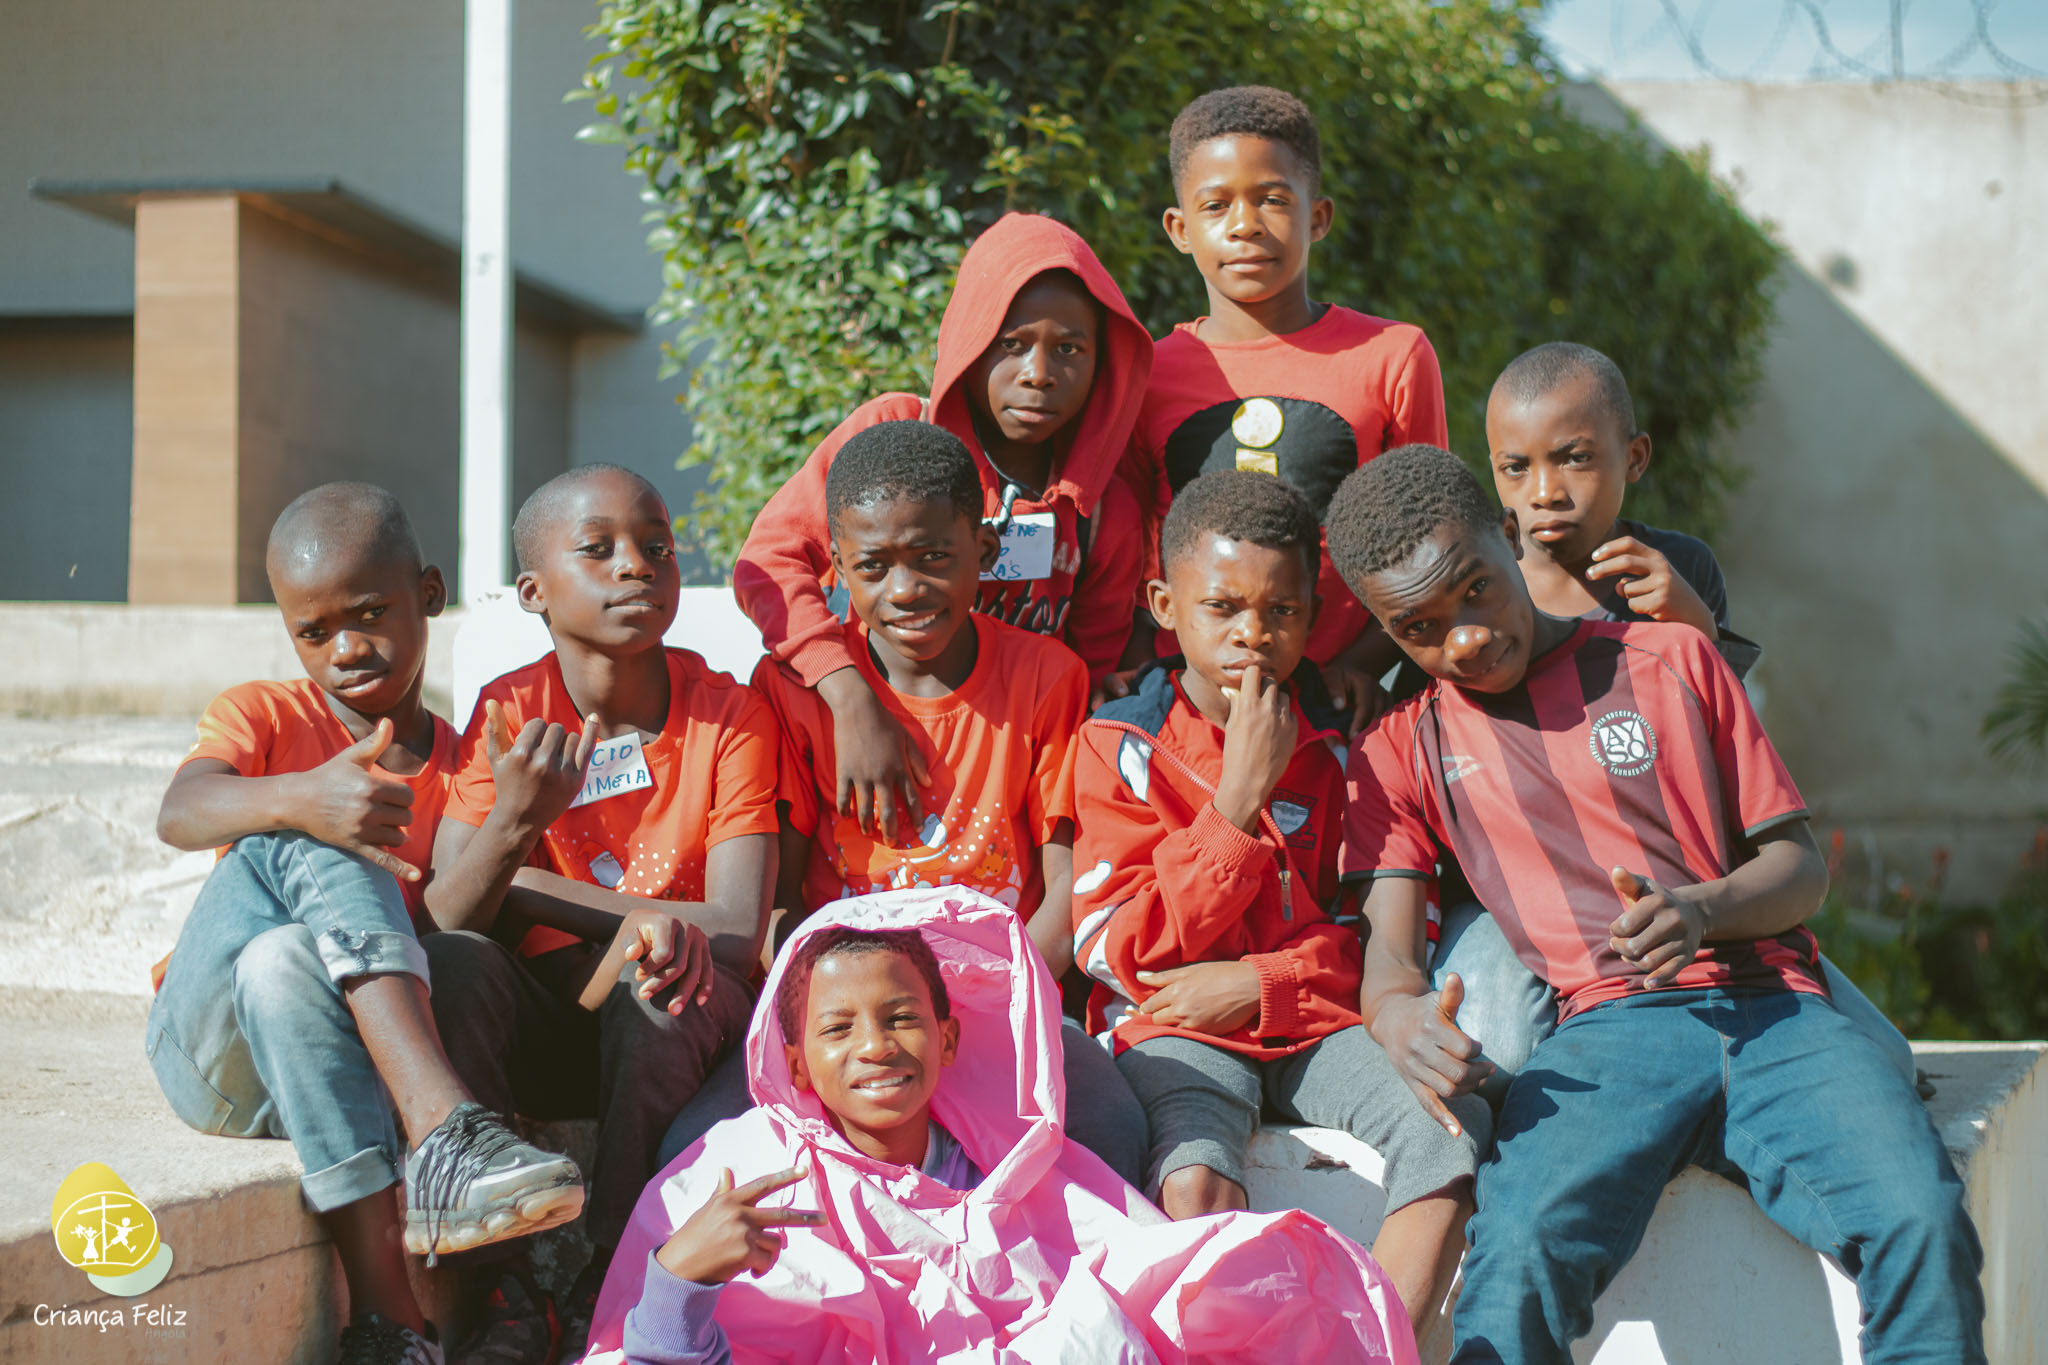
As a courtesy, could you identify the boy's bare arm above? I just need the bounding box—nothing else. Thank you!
[1029,827,1076,976]
[157,724,420,881]
[1609,821,1827,983]
[500,831,774,977]
[815,667,929,844]
[1359,875,1489,1137]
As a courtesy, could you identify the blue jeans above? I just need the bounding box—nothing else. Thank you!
[1452,987,1984,1364]
[145,832,427,1212]
[1432,902,1917,1108]
[656,1019,1153,1189]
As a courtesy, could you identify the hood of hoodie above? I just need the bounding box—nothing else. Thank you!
[927,213,1153,518]
[747,886,1065,1193]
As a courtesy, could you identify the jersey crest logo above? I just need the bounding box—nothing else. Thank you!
[1589,710,1658,777]
[1269,788,1318,849]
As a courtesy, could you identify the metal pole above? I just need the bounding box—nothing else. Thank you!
[459,0,514,600]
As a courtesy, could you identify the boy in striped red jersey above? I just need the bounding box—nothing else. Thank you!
[1330,446,1983,1364]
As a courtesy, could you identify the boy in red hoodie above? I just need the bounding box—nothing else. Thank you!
[734,212,1153,840]
[1071,469,1483,1335]
[1124,86,1448,733]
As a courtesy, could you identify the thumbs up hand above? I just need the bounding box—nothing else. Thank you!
[1370,970,1493,1138]
[293,718,422,880]
[1607,866,1708,986]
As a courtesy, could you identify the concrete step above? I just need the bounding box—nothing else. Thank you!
[0,988,599,1365]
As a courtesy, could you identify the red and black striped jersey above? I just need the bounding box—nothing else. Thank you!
[1343,619,1820,1019]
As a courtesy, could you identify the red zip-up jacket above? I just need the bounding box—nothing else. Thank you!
[733,213,1154,685]
[1071,661,1363,1059]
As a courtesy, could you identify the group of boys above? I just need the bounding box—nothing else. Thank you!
[144,83,1984,1365]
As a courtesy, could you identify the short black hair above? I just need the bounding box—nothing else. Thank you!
[266,482,421,582]
[511,463,664,573]
[1169,85,1322,195]
[774,926,952,1041]
[1492,341,1638,440]
[1325,445,1501,593]
[1160,469,1321,582]
[824,421,983,534]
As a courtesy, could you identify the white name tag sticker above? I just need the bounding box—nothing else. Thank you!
[570,732,654,809]
[981,511,1057,582]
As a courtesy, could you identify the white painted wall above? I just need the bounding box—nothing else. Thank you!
[1576,82,2048,900]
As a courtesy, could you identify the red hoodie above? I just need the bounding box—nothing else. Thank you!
[1071,661,1364,1060]
[733,214,1154,685]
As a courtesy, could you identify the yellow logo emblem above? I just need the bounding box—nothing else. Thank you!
[51,1162,174,1296]
[1232,397,1285,475]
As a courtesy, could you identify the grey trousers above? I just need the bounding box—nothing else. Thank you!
[1116,1024,1488,1213]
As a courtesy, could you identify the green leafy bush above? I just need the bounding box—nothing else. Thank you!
[575,0,1779,563]
[1812,826,2048,1041]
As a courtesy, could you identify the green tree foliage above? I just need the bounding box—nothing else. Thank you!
[575,0,1780,562]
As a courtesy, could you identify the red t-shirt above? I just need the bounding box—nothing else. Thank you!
[1128,305,1449,661]
[446,648,781,956]
[1343,620,1818,1019]
[754,615,1086,922]
[185,678,459,928]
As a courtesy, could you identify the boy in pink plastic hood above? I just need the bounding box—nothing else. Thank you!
[579,887,1417,1364]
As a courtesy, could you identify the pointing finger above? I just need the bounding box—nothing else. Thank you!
[353,843,422,883]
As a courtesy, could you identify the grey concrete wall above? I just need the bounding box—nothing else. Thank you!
[0,0,700,585]
[0,319,133,601]
[1589,81,2048,899]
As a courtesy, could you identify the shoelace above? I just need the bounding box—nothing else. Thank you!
[413,1104,530,1266]
[339,1316,431,1365]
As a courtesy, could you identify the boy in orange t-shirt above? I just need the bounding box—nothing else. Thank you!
[424,464,779,1363]
[660,422,1149,1189]
[147,484,583,1365]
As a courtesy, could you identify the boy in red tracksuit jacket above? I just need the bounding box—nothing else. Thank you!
[1071,469,1484,1336]
[735,212,1153,843]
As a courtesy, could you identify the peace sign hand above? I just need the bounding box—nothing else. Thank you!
[655,1167,827,1285]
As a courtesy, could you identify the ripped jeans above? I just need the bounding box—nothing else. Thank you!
[146,832,428,1212]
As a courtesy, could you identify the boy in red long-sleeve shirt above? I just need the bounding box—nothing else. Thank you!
[1071,469,1483,1335]
[734,212,1153,843]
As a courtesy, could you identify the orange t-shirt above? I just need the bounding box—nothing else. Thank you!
[183,678,460,928]
[446,647,781,956]
[754,615,1087,921]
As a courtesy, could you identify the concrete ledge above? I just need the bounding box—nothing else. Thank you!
[0,990,591,1365]
[1243,1041,2047,1363]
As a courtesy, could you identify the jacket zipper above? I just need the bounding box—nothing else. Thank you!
[1092,718,1303,920]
